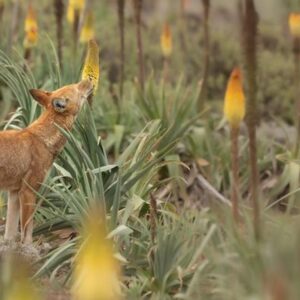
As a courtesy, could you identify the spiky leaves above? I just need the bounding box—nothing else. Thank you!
[224,68,245,222]
[73,214,121,300]
[82,39,100,104]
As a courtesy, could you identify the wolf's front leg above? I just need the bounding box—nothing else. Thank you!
[4,191,20,241]
[19,187,36,244]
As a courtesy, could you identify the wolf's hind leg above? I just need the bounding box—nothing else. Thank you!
[4,191,20,241]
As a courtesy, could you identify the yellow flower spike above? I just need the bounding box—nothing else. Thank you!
[80,11,95,43]
[24,5,38,48]
[82,39,100,93]
[224,68,246,128]
[4,255,40,300]
[71,0,85,11]
[289,13,300,38]
[161,23,173,58]
[67,3,75,24]
[73,215,122,300]
[67,0,85,24]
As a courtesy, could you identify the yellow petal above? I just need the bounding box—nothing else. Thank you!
[161,23,172,57]
[289,13,300,38]
[224,68,246,128]
[82,39,100,93]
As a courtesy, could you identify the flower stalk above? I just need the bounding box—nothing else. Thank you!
[224,68,245,222]
[289,13,300,158]
[240,0,260,239]
[198,0,211,111]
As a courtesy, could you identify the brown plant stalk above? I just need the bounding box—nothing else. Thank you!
[198,0,211,111]
[163,58,169,83]
[240,0,260,239]
[117,0,125,100]
[133,0,145,92]
[0,1,4,25]
[179,0,187,56]
[150,193,158,248]
[293,37,300,157]
[73,9,80,56]
[54,0,65,69]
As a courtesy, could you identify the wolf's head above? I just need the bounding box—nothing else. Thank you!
[29,80,93,116]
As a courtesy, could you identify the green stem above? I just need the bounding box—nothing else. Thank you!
[230,125,240,223]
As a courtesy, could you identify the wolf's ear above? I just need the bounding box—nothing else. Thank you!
[29,89,51,107]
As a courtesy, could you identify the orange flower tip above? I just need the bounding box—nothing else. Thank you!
[224,67,246,128]
[24,4,38,48]
[289,13,300,38]
[161,23,173,58]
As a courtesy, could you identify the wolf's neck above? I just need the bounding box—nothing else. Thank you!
[27,110,75,155]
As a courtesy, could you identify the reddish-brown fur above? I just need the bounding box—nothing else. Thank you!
[0,80,93,244]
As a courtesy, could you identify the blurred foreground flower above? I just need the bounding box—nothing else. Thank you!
[82,39,100,93]
[72,215,121,300]
[161,23,172,58]
[24,5,38,49]
[289,13,300,38]
[80,11,95,43]
[224,68,245,128]
[2,254,40,300]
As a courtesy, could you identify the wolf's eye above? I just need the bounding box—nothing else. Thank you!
[52,98,67,112]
